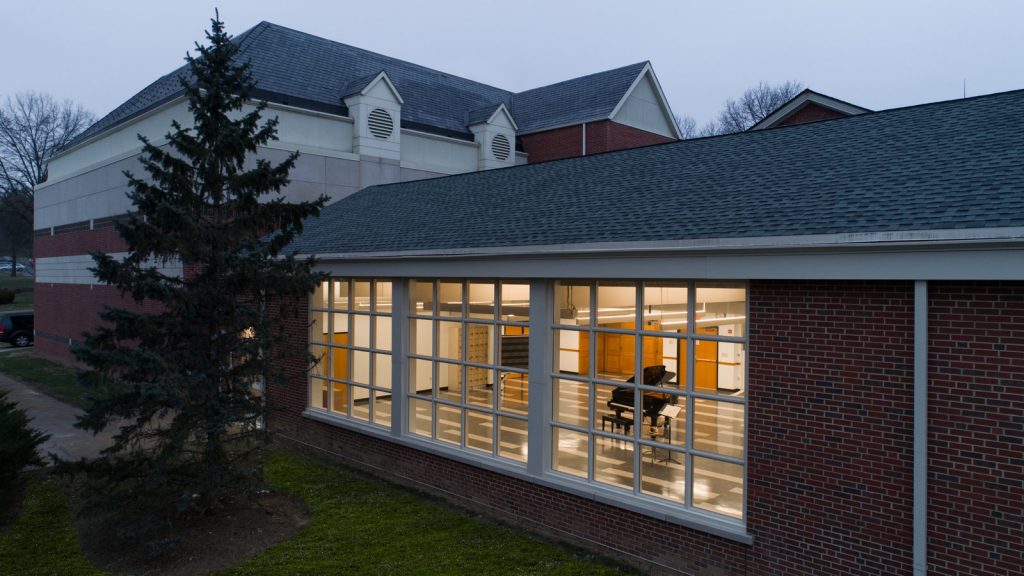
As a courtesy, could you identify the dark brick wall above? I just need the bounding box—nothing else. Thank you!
[34,223,128,259]
[927,282,1024,575]
[747,281,917,575]
[520,120,675,164]
[775,103,849,128]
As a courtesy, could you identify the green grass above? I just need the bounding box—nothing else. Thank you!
[0,480,106,576]
[0,453,633,575]
[0,276,33,313]
[218,452,631,575]
[0,350,86,409]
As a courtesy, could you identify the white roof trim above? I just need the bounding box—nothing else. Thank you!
[750,90,870,131]
[355,71,405,105]
[608,63,682,139]
[469,103,519,131]
[301,226,1024,260]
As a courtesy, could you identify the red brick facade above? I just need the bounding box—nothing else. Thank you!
[927,282,1024,575]
[520,120,675,164]
[775,103,849,127]
[267,280,1023,575]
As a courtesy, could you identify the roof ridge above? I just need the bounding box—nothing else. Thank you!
[513,61,648,97]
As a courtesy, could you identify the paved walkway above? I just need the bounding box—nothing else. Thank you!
[0,368,115,461]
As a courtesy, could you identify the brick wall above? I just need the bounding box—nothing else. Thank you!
[927,282,1024,575]
[520,120,675,164]
[747,281,917,575]
[775,103,848,128]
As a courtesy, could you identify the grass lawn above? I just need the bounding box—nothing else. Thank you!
[0,350,86,409]
[0,276,33,313]
[0,452,634,575]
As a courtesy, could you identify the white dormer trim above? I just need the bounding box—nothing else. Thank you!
[469,103,519,132]
[608,63,682,139]
[749,90,871,131]
[352,71,405,105]
[344,71,403,160]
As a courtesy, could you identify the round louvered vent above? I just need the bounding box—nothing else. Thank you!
[367,108,394,139]
[491,134,511,161]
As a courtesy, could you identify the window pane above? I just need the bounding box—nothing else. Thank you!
[351,350,370,384]
[436,361,462,403]
[466,366,494,408]
[330,346,348,381]
[408,397,432,438]
[499,371,528,415]
[499,328,529,370]
[436,320,462,361]
[466,323,495,365]
[596,283,636,328]
[465,409,493,454]
[311,377,327,409]
[374,353,392,390]
[594,436,634,491]
[332,279,348,310]
[410,319,433,357]
[410,280,433,316]
[554,329,587,375]
[467,282,496,320]
[696,282,746,337]
[438,281,463,317]
[374,281,393,313]
[555,282,591,326]
[311,345,327,378]
[641,450,685,504]
[498,416,527,462]
[352,280,371,311]
[375,316,392,351]
[693,456,743,519]
[694,399,744,458]
[643,282,688,333]
[352,314,371,348]
[331,382,348,415]
[372,392,391,428]
[331,313,349,344]
[409,358,432,396]
[641,336,685,391]
[312,280,329,309]
[437,404,462,445]
[351,386,370,421]
[310,311,328,343]
[500,282,530,323]
[694,340,745,396]
[597,383,634,437]
[596,330,636,380]
[650,394,685,446]
[553,379,589,427]
[552,427,588,478]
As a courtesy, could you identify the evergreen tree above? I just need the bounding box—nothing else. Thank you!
[65,15,326,525]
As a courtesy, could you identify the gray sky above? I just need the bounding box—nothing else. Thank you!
[3,0,1022,127]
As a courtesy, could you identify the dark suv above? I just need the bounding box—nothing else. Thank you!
[0,312,33,347]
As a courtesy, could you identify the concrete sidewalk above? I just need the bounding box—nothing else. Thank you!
[0,371,115,461]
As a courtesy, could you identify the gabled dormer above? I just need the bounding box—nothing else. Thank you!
[467,103,517,170]
[608,63,680,140]
[342,70,403,160]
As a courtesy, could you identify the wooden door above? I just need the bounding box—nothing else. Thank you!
[332,333,349,410]
[694,326,718,391]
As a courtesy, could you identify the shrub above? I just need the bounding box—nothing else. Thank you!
[0,390,50,489]
[0,288,14,305]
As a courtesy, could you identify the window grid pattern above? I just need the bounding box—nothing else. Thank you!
[309,278,393,429]
[407,279,530,463]
[550,281,747,520]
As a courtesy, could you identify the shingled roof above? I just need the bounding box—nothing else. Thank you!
[288,89,1024,256]
[71,21,650,147]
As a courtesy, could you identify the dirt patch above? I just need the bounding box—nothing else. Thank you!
[77,490,310,576]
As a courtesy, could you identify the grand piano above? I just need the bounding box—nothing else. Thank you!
[606,365,677,426]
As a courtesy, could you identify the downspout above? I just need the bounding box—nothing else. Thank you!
[914,280,928,575]
[582,122,586,156]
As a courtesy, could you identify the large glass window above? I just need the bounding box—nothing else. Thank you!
[407,279,529,463]
[309,278,393,428]
[551,281,747,520]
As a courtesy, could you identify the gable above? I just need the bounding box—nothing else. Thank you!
[611,72,676,138]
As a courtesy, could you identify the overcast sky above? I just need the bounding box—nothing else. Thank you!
[3,0,1022,128]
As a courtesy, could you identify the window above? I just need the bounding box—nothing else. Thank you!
[309,278,393,428]
[407,280,529,463]
[551,281,747,520]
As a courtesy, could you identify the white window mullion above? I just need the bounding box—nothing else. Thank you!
[526,279,550,477]
[391,278,408,438]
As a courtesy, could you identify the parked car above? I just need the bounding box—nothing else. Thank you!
[0,312,33,347]
[0,263,27,273]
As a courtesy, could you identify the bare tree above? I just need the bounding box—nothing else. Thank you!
[710,81,804,135]
[673,114,699,140]
[0,92,95,274]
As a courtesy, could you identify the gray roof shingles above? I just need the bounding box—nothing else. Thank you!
[288,89,1024,256]
[71,22,646,146]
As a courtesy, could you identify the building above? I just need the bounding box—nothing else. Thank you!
[33,21,679,358]
[275,89,1024,575]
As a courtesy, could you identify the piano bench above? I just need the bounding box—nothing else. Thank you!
[601,414,633,435]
